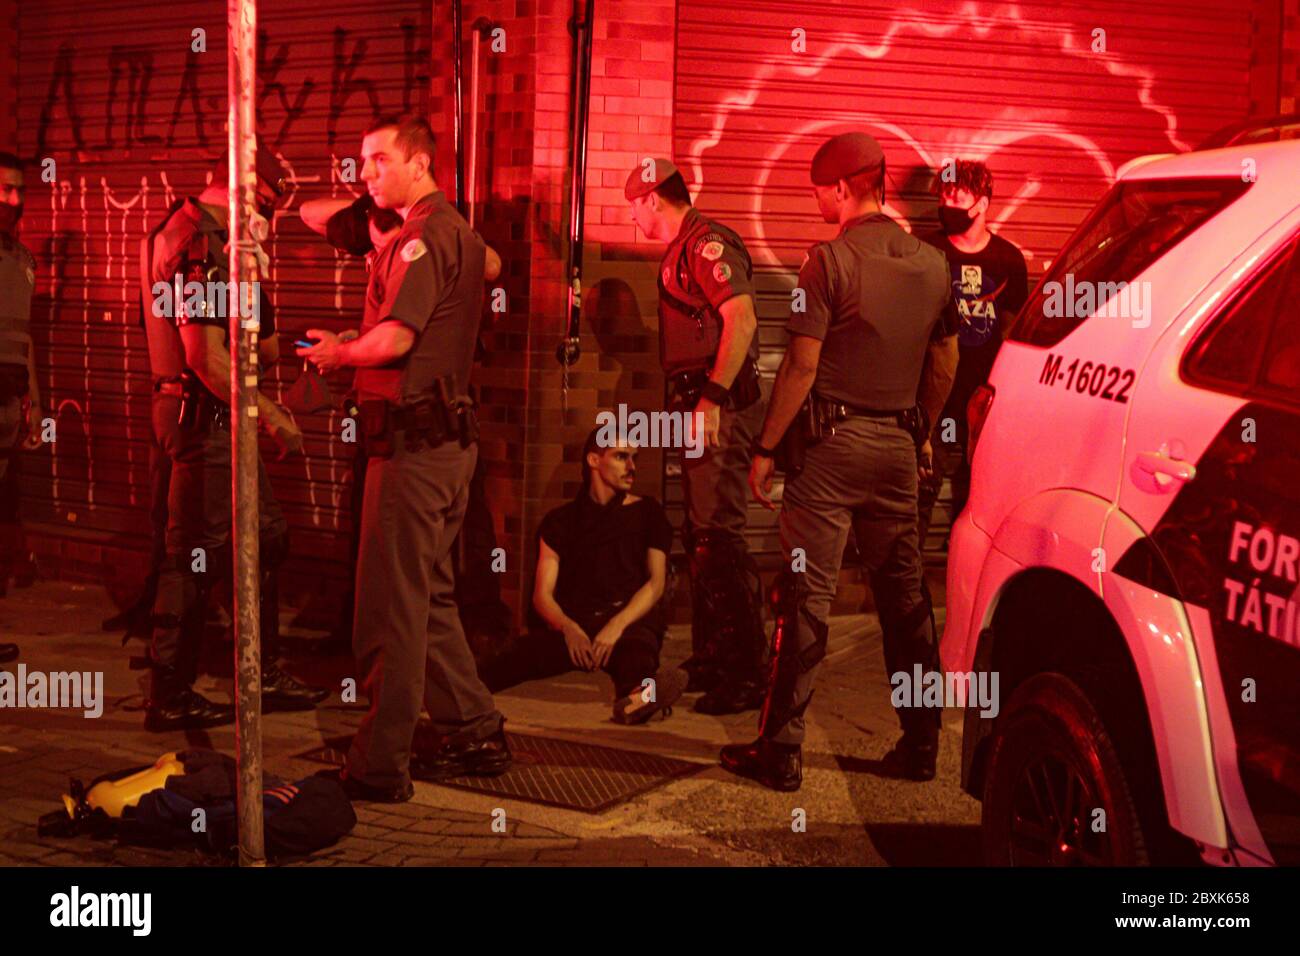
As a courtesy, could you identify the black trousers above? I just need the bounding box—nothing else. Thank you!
[478,611,664,699]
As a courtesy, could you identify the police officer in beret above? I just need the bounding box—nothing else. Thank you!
[140,143,323,732]
[299,115,508,803]
[0,151,43,663]
[720,132,959,790]
[626,158,768,715]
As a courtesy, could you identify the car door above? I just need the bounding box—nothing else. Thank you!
[1112,222,1300,864]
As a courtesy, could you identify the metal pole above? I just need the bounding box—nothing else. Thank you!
[228,0,265,868]
[451,0,466,215]
[556,0,594,384]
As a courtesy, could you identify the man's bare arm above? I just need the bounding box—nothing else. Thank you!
[707,294,758,391]
[179,325,300,446]
[533,540,579,633]
[755,333,821,450]
[917,334,958,433]
[607,548,668,632]
[299,198,352,238]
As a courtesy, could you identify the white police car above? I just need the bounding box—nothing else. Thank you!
[941,138,1300,866]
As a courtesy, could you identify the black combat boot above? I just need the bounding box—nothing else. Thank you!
[412,721,512,780]
[879,734,938,781]
[719,573,827,792]
[144,666,236,732]
[261,660,328,712]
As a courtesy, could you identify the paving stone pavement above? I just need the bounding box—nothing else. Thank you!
[0,578,978,867]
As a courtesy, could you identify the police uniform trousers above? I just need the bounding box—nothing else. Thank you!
[773,415,940,746]
[680,398,767,681]
[917,417,970,548]
[346,438,503,789]
[149,393,287,681]
[0,394,21,484]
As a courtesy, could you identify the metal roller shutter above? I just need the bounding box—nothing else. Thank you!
[17,0,427,592]
[672,0,1256,565]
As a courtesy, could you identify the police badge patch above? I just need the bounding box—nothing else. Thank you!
[700,241,725,261]
[712,262,732,283]
[400,238,428,262]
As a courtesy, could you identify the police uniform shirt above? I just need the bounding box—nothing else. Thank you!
[658,207,758,374]
[538,493,673,620]
[354,190,485,404]
[789,213,954,410]
[146,199,277,339]
[0,234,36,371]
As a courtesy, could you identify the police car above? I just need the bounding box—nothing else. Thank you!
[941,138,1300,866]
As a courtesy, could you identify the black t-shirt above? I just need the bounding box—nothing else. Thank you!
[921,231,1028,422]
[538,492,673,619]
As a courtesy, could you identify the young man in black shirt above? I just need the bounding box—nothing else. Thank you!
[917,160,1029,544]
[476,427,687,724]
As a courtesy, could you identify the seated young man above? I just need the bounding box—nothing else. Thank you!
[477,428,687,724]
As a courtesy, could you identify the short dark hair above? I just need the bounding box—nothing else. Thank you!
[0,152,22,174]
[580,427,604,489]
[366,114,437,169]
[652,172,692,207]
[936,159,993,201]
[843,160,885,202]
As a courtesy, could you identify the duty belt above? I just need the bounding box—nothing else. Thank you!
[358,387,479,459]
[667,359,761,411]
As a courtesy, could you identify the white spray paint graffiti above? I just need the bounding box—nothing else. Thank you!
[685,1,1190,274]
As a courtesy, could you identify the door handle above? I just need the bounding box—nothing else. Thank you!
[1136,450,1196,484]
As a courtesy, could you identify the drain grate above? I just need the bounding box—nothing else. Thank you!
[293,732,706,813]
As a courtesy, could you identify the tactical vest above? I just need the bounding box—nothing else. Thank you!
[0,236,35,369]
[140,199,202,382]
[657,216,753,374]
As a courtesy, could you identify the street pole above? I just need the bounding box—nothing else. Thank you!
[228,0,265,868]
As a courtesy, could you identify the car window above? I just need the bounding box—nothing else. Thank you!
[1010,178,1251,347]
[1184,234,1300,407]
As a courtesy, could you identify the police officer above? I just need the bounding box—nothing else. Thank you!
[626,159,767,714]
[140,144,324,732]
[299,115,508,804]
[0,151,43,662]
[720,132,959,790]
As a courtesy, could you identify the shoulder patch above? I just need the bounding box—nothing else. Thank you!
[712,262,733,284]
[700,241,725,262]
[400,238,428,262]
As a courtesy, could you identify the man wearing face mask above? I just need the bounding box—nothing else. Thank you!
[139,142,322,731]
[0,152,44,664]
[917,161,1028,545]
[298,115,508,803]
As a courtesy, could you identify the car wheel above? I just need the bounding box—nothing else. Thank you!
[982,672,1149,866]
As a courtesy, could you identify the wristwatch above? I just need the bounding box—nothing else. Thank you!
[700,379,731,407]
[751,438,777,459]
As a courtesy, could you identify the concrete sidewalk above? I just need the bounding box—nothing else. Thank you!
[0,579,980,867]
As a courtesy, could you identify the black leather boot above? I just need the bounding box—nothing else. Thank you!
[144,666,235,732]
[879,735,938,781]
[718,572,826,792]
[261,661,328,712]
[412,722,512,780]
[719,738,802,791]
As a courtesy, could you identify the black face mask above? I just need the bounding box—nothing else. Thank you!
[937,203,976,236]
[0,202,22,235]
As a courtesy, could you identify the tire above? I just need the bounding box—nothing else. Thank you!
[982,672,1149,866]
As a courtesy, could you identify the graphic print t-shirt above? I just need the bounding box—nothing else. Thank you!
[922,230,1028,423]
